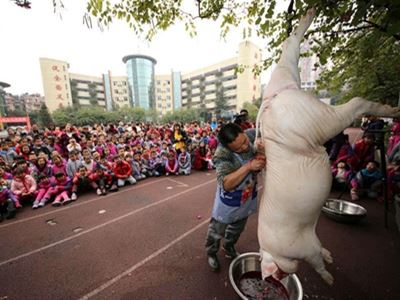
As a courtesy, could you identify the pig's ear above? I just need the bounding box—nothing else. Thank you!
[260,249,278,280]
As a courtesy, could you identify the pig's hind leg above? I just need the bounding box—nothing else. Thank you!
[305,245,334,285]
[264,8,316,97]
[322,247,333,264]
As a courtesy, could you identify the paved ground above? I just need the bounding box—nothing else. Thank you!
[0,168,399,300]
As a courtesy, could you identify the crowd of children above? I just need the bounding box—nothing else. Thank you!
[0,121,220,222]
[2,114,397,222]
[327,117,400,202]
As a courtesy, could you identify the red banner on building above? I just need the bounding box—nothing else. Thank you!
[0,116,31,130]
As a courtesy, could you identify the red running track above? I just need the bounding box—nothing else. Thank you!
[0,170,399,300]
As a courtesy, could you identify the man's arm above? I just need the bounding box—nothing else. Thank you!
[222,158,265,192]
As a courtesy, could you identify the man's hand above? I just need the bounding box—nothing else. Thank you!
[248,155,266,172]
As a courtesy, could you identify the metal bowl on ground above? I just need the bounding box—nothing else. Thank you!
[322,198,367,224]
[229,252,303,300]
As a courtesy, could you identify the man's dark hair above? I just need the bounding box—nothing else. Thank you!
[217,123,243,147]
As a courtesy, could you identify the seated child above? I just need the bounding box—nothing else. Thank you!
[148,150,161,177]
[0,166,13,187]
[71,165,100,200]
[113,156,136,187]
[331,161,353,191]
[11,166,37,208]
[90,165,115,194]
[81,154,96,173]
[50,172,72,207]
[178,147,191,175]
[33,174,52,209]
[126,153,146,181]
[66,150,82,178]
[165,151,178,176]
[32,156,52,181]
[350,161,382,201]
[51,154,67,177]
[0,184,17,221]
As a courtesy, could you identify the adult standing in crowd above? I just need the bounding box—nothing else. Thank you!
[171,123,188,156]
[205,123,266,271]
[234,109,253,131]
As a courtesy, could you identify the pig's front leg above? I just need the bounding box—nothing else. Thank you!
[321,97,400,141]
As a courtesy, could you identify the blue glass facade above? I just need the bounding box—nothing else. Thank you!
[172,71,181,110]
[123,55,156,109]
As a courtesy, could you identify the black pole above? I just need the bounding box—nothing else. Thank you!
[366,129,390,228]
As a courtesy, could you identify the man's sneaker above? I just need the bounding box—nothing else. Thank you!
[96,188,102,196]
[101,188,107,195]
[207,255,220,271]
[52,200,62,207]
[38,199,47,207]
[15,201,22,208]
[223,246,240,259]
[32,201,40,209]
[71,193,78,201]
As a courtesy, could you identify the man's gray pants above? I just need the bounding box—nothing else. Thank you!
[205,217,248,256]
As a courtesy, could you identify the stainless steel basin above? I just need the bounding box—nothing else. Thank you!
[322,198,367,223]
[229,252,303,300]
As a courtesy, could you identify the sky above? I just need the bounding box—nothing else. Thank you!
[0,0,279,95]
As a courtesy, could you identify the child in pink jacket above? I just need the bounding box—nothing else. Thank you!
[11,166,37,208]
[32,174,52,209]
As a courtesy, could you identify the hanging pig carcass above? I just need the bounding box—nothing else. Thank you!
[257,8,400,285]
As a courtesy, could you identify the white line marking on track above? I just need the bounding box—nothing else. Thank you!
[166,177,189,187]
[0,178,167,229]
[0,179,215,268]
[78,218,211,300]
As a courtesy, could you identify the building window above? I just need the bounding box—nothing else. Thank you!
[124,97,128,101]
[123,82,127,86]
[166,95,171,100]
[167,103,171,108]
[158,96,162,100]
[157,88,161,92]
[157,80,161,85]
[166,88,170,92]
[113,81,117,86]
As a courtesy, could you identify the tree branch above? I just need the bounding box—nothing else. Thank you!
[365,20,400,41]
[334,25,375,34]
[12,0,31,9]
